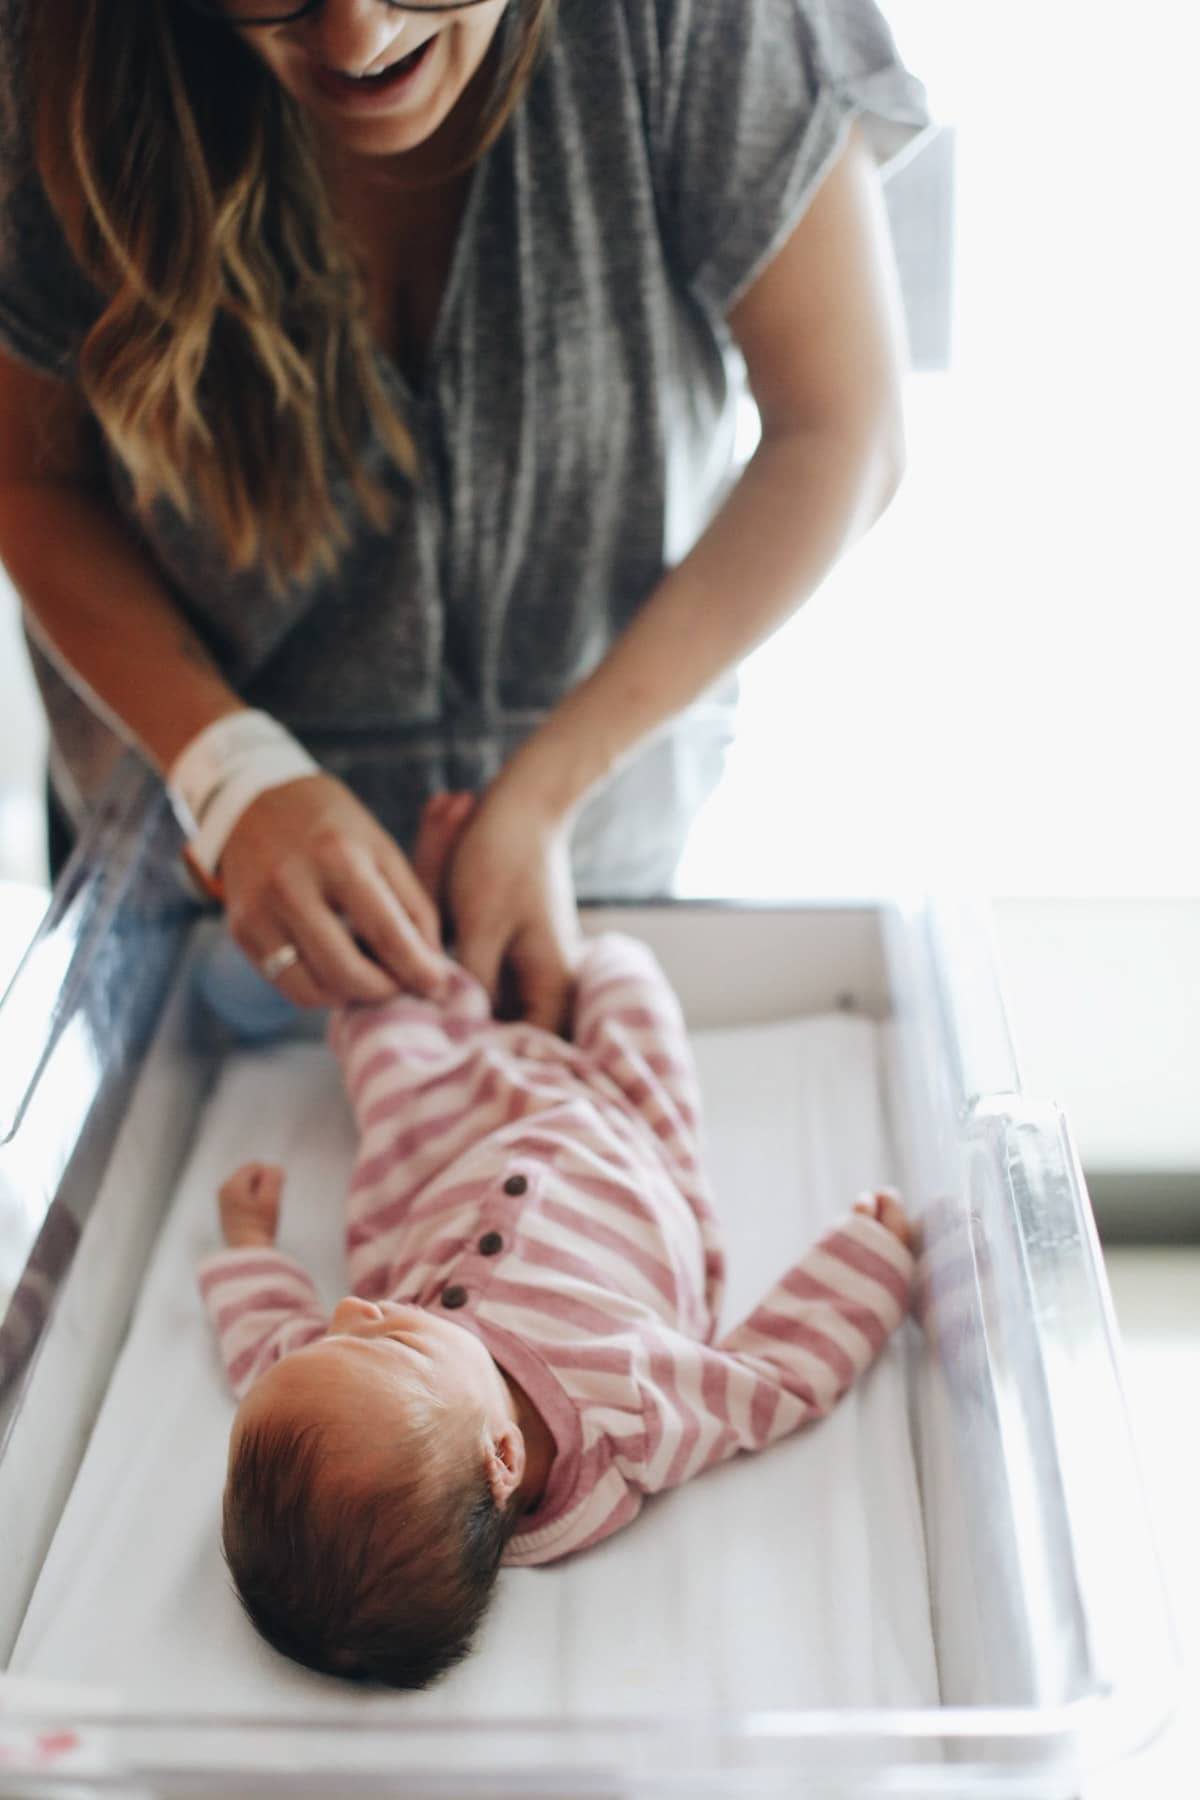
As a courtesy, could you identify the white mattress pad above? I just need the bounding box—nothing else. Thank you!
[13,1012,937,1716]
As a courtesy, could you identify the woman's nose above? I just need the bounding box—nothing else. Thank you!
[297,0,413,76]
[329,1295,383,1333]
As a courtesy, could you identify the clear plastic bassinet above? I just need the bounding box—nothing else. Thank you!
[0,758,1177,1798]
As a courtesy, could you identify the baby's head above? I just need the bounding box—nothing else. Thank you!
[222,1298,527,1689]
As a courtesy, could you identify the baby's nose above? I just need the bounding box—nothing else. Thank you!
[329,1295,382,1332]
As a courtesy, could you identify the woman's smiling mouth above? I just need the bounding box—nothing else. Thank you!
[307,35,438,109]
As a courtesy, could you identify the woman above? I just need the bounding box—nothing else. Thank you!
[0,0,928,1028]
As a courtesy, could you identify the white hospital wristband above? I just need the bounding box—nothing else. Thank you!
[167,711,319,877]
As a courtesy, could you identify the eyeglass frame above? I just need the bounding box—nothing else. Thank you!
[181,0,499,32]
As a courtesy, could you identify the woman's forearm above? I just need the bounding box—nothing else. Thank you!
[501,419,903,820]
[0,478,244,772]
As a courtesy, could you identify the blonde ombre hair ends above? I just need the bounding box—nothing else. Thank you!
[26,0,556,593]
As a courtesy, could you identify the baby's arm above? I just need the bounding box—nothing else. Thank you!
[637,1195,916,1495]
[572,933,704,1167]
[197,1162,328,1400]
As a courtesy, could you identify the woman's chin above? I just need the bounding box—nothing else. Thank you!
[296,35,463,158]
[318,108,448,159]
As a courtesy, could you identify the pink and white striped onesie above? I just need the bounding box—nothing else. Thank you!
[198,934,914,1565]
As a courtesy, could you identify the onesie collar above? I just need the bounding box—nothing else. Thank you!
[455,1314,583,1543]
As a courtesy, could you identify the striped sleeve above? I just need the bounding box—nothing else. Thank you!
[196,1248,328,1400]
[636,1213,914,1494]
[572,933,704,1169]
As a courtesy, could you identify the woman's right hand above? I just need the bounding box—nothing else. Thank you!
[217,773,452,1009]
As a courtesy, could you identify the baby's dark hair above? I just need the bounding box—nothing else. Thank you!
[222,1406,521,1689]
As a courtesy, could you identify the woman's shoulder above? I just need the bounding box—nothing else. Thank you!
[546,0,815,146]
[549,0,929,322]
[555,0,929,103]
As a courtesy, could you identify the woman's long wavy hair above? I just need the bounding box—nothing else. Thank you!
[27,0,557,592]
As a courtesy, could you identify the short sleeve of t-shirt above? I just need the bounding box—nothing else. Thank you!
[0,0,98,376]
[624,0,932,318]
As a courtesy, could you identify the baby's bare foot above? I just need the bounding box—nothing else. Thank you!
[854,1187,915,1251]
[411,791,476,903]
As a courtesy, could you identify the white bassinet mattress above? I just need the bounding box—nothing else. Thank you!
[13,1012,937,1716]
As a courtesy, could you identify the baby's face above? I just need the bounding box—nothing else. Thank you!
[232,1298,512,1464]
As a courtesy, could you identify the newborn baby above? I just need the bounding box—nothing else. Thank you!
[200,794,916,1690]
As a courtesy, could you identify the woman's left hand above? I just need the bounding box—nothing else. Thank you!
[446,779,582,1034]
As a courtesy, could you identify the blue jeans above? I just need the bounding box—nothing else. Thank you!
[192,931,325,1043]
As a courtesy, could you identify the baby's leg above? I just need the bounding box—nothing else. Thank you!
[410,791,475,906]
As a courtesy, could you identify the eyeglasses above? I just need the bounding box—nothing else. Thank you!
[184,0,497,30]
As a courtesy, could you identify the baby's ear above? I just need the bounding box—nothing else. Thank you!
[483,1422,526,1508]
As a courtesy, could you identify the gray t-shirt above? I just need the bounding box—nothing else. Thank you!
[0,0,929,896]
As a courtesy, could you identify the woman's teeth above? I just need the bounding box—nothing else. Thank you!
[309,34,434,106]
[352,43,427,82]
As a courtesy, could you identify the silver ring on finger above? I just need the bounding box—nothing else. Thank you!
[260,943,300,984]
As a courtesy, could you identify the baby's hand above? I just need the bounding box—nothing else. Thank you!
[854,1187,915,1252]
[219,1162,284,1250]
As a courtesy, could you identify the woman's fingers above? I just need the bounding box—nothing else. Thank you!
[509,925,575,1034]
[237,893,433,1009]
[219,775,451,1007]
[281,909,397,1004]
[340,843,449,990]
[267,961,335,1010]
[229,919,335,1009]
[454,901,577,1032]
[245,866,450,1008]
[446,779,582,1033]
[233,905,350,1009]
[373,836,442,950]
[241,931,338,1009]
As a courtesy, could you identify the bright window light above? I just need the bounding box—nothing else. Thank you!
[679,1,1200,899]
